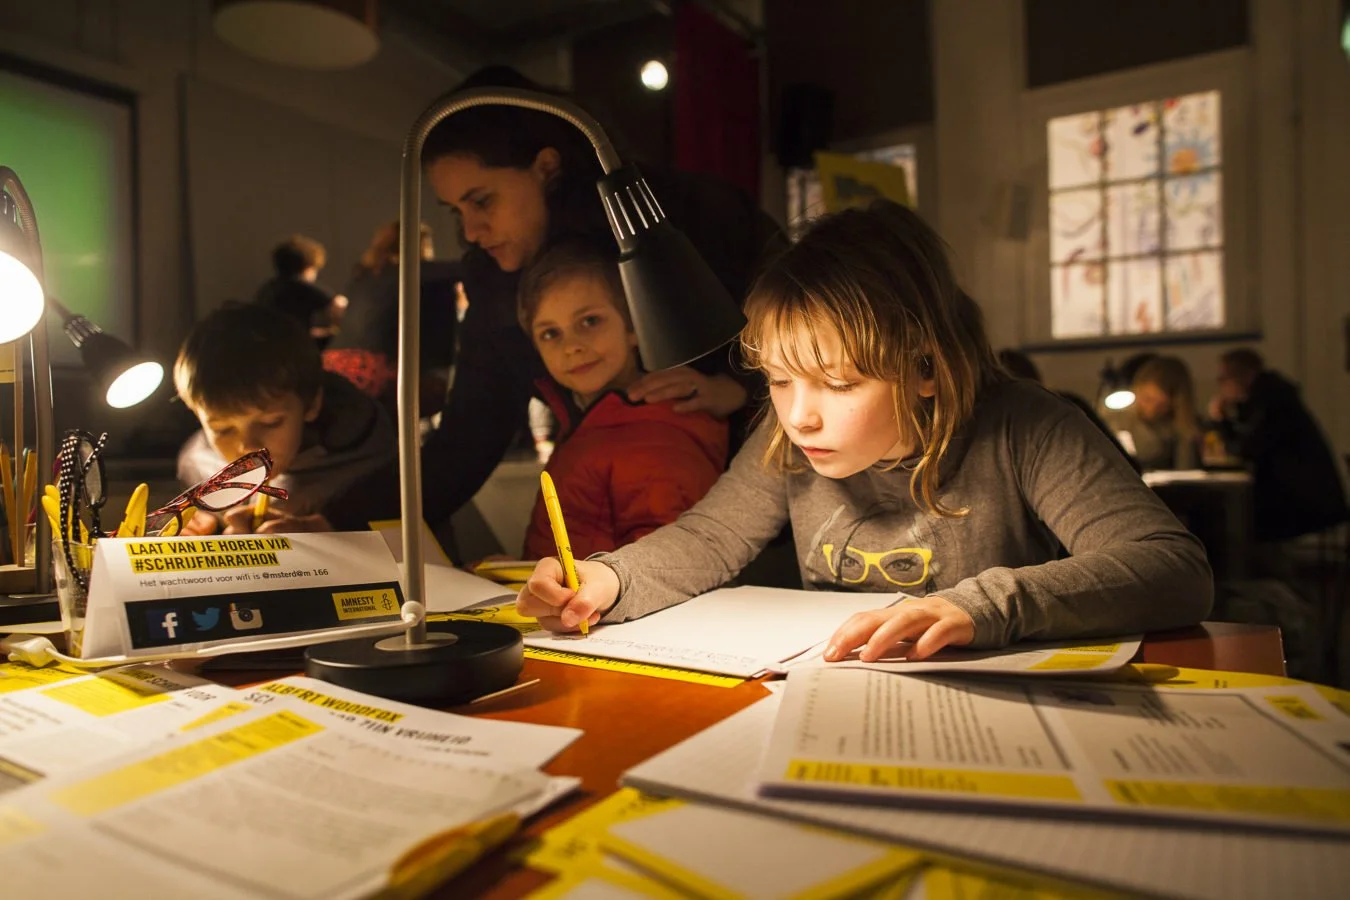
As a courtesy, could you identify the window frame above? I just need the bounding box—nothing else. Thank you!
[1020,49,1253,349]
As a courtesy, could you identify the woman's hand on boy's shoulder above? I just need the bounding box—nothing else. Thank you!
[824,596,975,663]
[516,558,620,633]
[627,369,747,418]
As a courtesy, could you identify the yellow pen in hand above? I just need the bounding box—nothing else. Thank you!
[539,471,585,635]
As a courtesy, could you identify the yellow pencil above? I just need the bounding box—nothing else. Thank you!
[0,442,15,564]
[252,492,269,532]
[20,449,35,529]
[159,506,196,538]
[539,471,585,635]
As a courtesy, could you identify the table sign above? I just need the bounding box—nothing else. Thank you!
[77,532,408,661]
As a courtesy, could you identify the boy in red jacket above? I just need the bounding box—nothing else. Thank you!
[517,238,728,559]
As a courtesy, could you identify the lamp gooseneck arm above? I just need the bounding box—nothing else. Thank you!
[395,88,620,646]
[0,168,53,593]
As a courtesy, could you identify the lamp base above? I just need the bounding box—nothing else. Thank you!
[304,620,523,706]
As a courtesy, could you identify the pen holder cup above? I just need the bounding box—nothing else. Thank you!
[52,539,93,657]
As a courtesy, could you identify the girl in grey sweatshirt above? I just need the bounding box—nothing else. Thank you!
[515,201,1213,662]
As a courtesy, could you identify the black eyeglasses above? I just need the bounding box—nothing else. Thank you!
[57,430,108,590]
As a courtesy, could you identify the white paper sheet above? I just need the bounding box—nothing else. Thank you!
[0,699,550,899]
[243,675,581,767]
[604,801,922,899]
[774,636,1141,676]
[621,696,1350,900]
[0,662,244,789]
[760,668,1350,835]
[523,586,897,677]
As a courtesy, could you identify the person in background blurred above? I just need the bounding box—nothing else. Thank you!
[254,234,346,349]
[1209,348,1348,542]
[997,349,1140,473]
[323,221,460,418]
[1106,355,1200,471]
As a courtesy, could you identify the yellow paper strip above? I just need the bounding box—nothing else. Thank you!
[786,760,1083,802]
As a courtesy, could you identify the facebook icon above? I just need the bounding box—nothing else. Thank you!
[149,610,180,640]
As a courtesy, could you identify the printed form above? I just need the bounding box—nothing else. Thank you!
[0,697,554,899]
[759,667,1350,835]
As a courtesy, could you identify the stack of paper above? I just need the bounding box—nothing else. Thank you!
[773,635,1142,676]
[622,684,1350,899]
[0,661,583,898]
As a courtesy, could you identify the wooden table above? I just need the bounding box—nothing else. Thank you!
[440,622,1286,898]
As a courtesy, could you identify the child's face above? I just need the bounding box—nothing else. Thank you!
[530,273,640,404]
[764,327,930,479]
[195,391,321,477]
[1133,382,1174,423]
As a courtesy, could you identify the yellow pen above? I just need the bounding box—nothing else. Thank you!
[539,470,585,635]
[20,449,35,526]
[41,494,88,544]
[159,506,196,538]
[252,492,269,532]
[119,483,149,538]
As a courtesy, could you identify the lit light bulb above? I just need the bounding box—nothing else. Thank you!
[640,60,669,91]
[105,361,163,408]
[1104,388,1136,410]
[0,250,44,343]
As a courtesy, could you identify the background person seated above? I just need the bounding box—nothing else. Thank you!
[1209,348,1348,542]
[1106,355,1200,471]
[254,234,346,349]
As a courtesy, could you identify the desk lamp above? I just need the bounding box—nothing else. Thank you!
[1099,359,1136,411]
[0,168,57,594]
[1,168,165,598]
[306,87,747,704]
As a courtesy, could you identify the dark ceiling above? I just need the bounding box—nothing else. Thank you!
[382,0,672,70]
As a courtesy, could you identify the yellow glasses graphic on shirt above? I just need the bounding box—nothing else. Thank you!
[821,544,933,587]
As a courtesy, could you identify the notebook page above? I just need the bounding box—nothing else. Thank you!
[523,587,895,677]
[622,697,1350,900]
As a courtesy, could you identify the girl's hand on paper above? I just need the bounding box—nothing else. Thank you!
[517,558,620,633]
[823,597,976,663]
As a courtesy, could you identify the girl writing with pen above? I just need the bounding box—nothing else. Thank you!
[517,201,1213,657]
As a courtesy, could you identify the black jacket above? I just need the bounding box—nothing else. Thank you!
[1216,371,1348,541]
[324,167,785,530]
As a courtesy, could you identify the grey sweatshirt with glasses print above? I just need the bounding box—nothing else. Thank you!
[595,379,1213,647]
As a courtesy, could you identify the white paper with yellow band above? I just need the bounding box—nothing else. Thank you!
[758,667,1350,836]
[65,531,410,664]
[0,695,552,899]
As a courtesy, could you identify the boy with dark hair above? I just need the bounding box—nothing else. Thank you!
[254,234,345,347]
[175,303,395,534]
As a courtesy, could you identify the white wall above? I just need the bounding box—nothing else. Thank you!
[0,0,470,361]
[932,0,1350,455]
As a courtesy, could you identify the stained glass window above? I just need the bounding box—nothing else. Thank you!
[1047,90,1224,338]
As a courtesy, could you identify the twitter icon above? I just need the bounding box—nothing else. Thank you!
[192,607,221,631]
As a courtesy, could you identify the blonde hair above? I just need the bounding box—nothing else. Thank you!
[1133,355,1199,438]
[740,201,1003,516]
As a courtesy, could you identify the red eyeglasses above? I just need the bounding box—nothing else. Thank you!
[145,449,289,536]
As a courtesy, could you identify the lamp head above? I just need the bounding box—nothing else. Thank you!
[1100,358,1136,410]
[0,190,45,344]
[60,311,164,408]
[598,165,747,371]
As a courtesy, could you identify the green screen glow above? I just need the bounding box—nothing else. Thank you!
[0,65,134,364]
